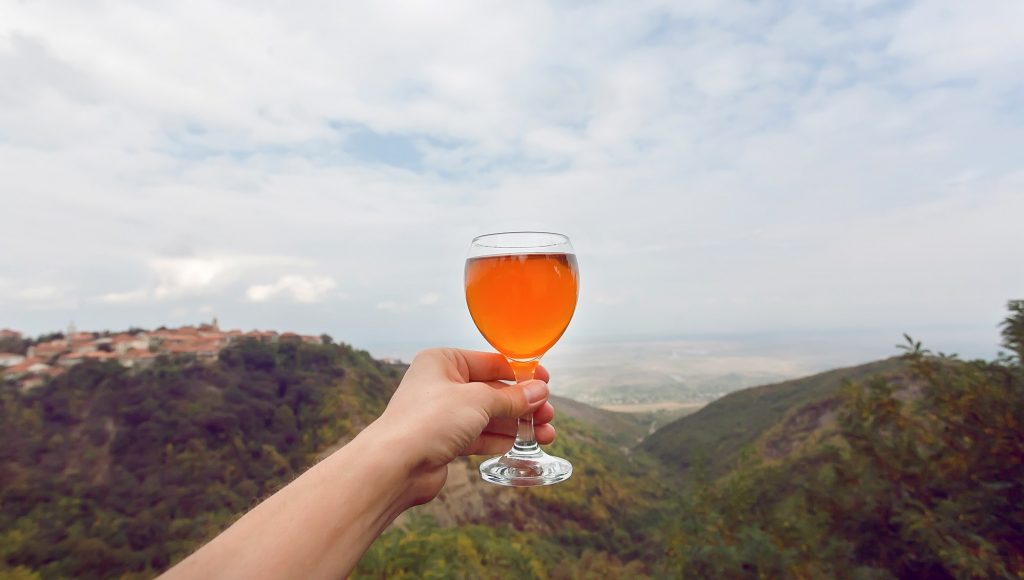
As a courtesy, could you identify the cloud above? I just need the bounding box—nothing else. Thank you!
[887,0,1024,84]
[149,257,232,300]
[98,289,150,305]
[16,285,65,302]
[0,1,1021,359]
[11,285,78,310]
[96,255,319,304]
[246,275,337,304]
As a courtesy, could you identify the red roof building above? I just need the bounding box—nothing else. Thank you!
[29,340,70,359]
[82,351,119,362]
[58,352,85,368]
[4,357,45,376]
[121,349,158,369]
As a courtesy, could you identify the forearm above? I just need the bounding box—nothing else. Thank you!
[163,424,416,579]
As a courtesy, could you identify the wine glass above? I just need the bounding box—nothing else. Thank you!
[465,231,578,486]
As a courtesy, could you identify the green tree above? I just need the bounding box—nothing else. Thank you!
[661,308,1024,578]
[1000,299,1024,361]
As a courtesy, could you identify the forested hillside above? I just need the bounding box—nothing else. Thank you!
[642,357,905,477]
[0,340,667,578]
[0,340,401,578]
[356,405,668,579]
[358,302,1024,578]
[659,336,1024,577]
[2,302,1023,578]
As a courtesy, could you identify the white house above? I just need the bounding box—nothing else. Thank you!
[58,352,85,368]
[112,333,151,355]
[0,353,25,367]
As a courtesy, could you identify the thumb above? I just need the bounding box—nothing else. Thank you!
[484,380,549,419]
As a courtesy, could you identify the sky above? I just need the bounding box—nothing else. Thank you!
[1,0,1022,361]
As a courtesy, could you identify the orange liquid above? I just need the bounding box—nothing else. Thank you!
[465,253,579,360]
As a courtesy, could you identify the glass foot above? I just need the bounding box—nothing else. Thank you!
[479,445,572,487]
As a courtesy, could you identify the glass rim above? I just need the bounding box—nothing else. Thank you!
[470,231,570,249]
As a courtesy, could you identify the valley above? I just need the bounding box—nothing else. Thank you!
[2,308,1022,578]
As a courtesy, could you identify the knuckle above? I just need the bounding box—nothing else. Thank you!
[505,388,526,416]
[412,348,450,365]
[414,347,442,360]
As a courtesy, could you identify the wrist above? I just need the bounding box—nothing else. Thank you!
[168,417,424,579]
[339,418,427,514]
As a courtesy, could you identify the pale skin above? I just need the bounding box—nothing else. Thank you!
[162,348,556,580]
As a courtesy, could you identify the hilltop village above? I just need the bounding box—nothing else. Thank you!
[0,322,324,390]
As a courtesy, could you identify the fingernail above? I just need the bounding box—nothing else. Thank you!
[523,380,548,404]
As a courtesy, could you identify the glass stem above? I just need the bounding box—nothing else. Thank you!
[509,359,540,455]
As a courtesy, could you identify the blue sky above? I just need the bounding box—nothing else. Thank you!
[1,0,1022,360]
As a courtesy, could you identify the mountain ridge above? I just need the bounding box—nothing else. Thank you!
[641,357,906,476]
[0,338,668,578]
[3,320,1022,578]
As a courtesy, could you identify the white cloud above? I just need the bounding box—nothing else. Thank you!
[887,0,1024,84]
[94,254,318,304]
[16,285,65,302]
[0,1,1020,358]
[150,257,231,300]
[12,285,78,310]
[246,275,337,304]
[98,289,150,305]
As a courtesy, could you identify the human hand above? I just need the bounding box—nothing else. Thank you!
[364,348,556,505]
[165,348,553,580]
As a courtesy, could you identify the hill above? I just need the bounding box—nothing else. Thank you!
[0,340,667,578]
[548,394,648,448]
[658,345,1024,577]
[3,303,1023,578]
[0,339,403,577]
[360,409,668,578]
[365,326,1024,578]
[359,396,669,577]
[641,357,905,476]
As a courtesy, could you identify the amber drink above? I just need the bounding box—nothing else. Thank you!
[465,232,578,487]
[465,253,578,361]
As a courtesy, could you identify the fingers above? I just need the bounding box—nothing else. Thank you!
[534,401,555,425]
[534,423,556,445]
[477,379,549,419]
[483,403,555,436]
[462,425,557,456]
[463,433,514,456]
[448,349,514,382]
[421,348,550,383]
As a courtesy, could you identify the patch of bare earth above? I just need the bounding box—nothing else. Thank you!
[759,370,926,462]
